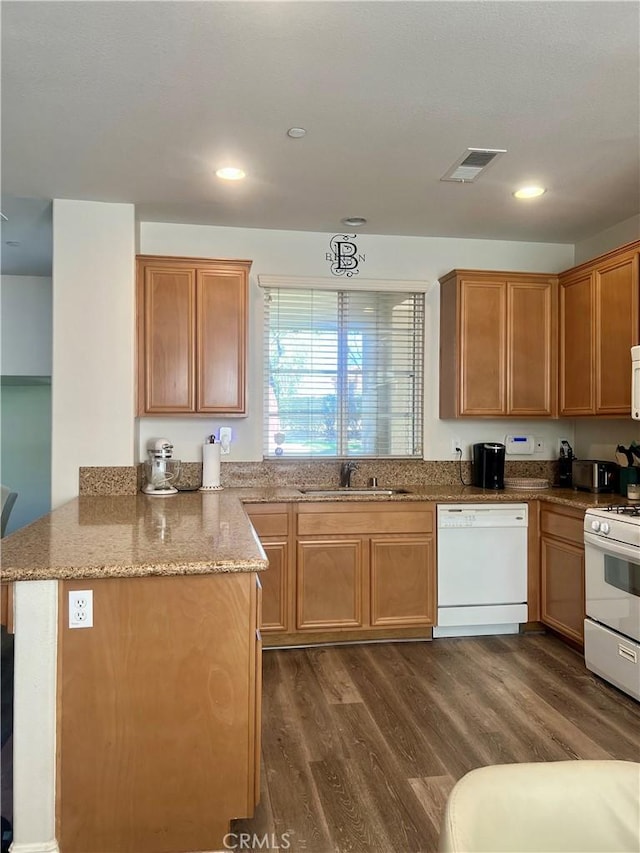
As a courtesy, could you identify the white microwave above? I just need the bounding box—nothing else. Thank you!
[633,345,640,420]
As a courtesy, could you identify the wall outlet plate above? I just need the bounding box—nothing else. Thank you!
[558,438,571,454]
[219,427,232,455]
[69,590,93,629]
[450,437,462,455]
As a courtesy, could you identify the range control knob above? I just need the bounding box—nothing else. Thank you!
[590,520,601,532]
[600,522,610,535]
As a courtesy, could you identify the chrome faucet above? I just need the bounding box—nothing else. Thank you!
[339,460,359,488]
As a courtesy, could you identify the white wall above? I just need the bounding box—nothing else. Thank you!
[574,419,639,462]
[1,275,52,375]
[138,222,575,463]
[574,214,640,265]
[52,200,136,507]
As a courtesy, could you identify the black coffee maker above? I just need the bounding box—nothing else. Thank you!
[472,442,506,490]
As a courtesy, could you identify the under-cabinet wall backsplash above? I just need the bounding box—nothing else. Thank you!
[79,459,559,495]
[574,419,639,462]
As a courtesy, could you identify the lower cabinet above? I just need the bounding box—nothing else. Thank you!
[297,538,364,629]
[58,572,261,853]
[370,535,435,627]
[249,501,436,645]
[245,503,293,634]
[540,504,585,644]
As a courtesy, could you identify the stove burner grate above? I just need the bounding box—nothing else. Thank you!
[604,504,640,517]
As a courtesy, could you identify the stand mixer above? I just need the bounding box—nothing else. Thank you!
[142,439,181,496]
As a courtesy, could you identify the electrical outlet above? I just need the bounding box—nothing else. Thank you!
[219,426,232,455]
[535,438,545,453]
[69,590,93,629]
[450,437,462,455]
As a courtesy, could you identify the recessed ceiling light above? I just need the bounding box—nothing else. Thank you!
[215,167,246,181]
[341,217,367,227]
[287,127,307,139]
[513,185,546,199]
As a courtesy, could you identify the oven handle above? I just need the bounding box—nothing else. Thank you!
[584,531,640,562]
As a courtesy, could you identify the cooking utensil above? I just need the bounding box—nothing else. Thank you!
[616,449,630,467]
[616,445,634,466]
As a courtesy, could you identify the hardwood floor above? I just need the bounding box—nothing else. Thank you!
[232,633,640,853]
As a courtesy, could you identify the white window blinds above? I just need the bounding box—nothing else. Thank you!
[263,287,424,458]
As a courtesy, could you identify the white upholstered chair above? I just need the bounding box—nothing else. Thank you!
[438,760,640,853]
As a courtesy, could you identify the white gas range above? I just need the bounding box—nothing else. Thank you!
[584,504,640,701]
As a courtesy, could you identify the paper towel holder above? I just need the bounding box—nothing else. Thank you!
[199,435,224,492]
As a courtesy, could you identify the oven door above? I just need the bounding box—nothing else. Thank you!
[585,532,640,642]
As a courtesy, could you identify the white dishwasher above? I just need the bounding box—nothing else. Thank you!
[433,503,528,638]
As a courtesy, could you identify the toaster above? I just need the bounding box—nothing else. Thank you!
[571,459,618,493]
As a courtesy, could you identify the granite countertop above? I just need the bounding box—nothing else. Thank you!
[0,491,270,582]
[0,485,631,582]
[242,484,627,510]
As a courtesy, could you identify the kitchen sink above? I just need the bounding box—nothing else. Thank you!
[299,487,411,497]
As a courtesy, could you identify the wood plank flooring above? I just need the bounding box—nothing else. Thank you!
[232,633,640,853]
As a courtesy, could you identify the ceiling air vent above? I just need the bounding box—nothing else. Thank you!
[440,148,507,183]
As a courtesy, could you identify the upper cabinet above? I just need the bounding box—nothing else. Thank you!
[439,270,557,418]
[559,242,639,416]
[136,255,252,416]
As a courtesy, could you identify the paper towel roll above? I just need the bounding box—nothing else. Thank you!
[200,442,222,490]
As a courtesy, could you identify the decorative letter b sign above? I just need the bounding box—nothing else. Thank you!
[326,234,366,277]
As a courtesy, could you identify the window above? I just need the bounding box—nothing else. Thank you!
[263,286,424,458]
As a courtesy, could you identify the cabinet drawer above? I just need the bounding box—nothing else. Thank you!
[297,502,434,536]
[246,504,289,537]
[540,506,584,544]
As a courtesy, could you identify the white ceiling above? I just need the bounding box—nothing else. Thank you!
[2,0,639,272]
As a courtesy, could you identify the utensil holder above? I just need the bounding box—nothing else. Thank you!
[619,466,639,497]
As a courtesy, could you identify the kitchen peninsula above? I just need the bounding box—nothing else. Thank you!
[0,484,628,853]
[1,490,273,853]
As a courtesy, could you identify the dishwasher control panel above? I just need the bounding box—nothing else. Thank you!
[437,504,528,528]
[439,514,475,528]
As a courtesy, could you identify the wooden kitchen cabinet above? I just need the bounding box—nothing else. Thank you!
[297,537,365,629]
[540,504,585,645]
[439,270,557,417]
[294,502,436,641]
[245,503,293,634]
[559,241,639,416]
[136,255,252,415]
[58,571,262,853]
[370,535,435,627]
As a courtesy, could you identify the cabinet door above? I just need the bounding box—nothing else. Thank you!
[259,541,289,633]
[559,270,595,415]
[140,264,196,413]
[370,535,435,627]
[507,280,555,416]
[296,538,364,629]
[595,251,639,414]
[197,268,247,413]
[541,536,585,644]
[459,280,506,415]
